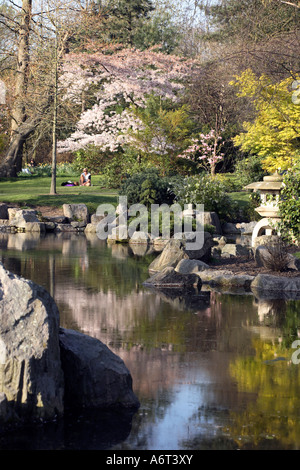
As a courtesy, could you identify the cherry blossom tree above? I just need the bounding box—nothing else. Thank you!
[57,46,199,156]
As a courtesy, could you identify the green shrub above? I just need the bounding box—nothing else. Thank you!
[234,154,267,187]
[73,146,112,174]
[172,174,239,222]
[119,168,175,207]
[73,145,156,188]
[204,224,216,235]
[277,168,300,244]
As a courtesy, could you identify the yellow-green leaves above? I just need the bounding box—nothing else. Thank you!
[231,69,300,173]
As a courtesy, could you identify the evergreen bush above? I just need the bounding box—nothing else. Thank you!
[119,168,175,207]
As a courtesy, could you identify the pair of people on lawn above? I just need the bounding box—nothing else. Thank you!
[61,168,91,187]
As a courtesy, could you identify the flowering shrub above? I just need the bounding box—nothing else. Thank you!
[177,129,224,175]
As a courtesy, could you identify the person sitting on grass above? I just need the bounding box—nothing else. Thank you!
[80,168,91,186]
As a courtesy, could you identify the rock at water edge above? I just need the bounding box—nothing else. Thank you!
[59,328,140,410]
[0,264,64,422]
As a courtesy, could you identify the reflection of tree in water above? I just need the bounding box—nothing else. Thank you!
[254,298,300,348]
[226,301,300,449]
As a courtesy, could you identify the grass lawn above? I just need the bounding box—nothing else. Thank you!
[0,175,253,217]
[230,190,252,210]
[0,175,118,213]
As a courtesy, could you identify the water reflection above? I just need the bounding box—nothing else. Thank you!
[0,232,300,450]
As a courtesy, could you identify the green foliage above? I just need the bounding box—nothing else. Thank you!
[234,154,267,187]
[231,70,300,173]
[133,8,179,53]
[18,162,79,178]
[277,166,300,244]
[73,146,112,174]
[201,0,300,43]
[172,174,239,222]
[72,145,158,188]
[103,0,155,47]
[128,95,194,173]
[102,150,155,188]
[119,168,175,207]
[203,224,216,235]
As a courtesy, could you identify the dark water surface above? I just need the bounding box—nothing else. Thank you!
[0,232,300,450]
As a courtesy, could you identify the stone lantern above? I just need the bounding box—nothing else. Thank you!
[244,172,284,247]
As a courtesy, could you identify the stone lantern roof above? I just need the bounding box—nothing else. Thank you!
[244,173,284,192]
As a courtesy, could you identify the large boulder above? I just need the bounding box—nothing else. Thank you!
[251,274,300,294]
[236,221,257,235]
[0,264,64,422]
[143,266,202,289]
[84,223,97,234]
[90,213,106,225]
[59,328,140,410]
[62,204,89,224]
[149,239,188,273]
[9,209,40,229]
[148,233,214,273]
[129,231,153,244]
[221,222,241,235]
[199,268,255,289]
[24,222,46,233]
[203,211,222,234]
[175,259,209,274]
[0,264,140,426]
[221,243,250,258]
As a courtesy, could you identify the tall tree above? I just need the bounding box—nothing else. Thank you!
[195,0,300,79]
[0,0,32,177]
[231,70,300,173]
[200,0,300,43]
[0,0,89,177]
[102,0,155,46]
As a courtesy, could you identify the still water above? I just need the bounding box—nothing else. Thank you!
[0,231,300,450]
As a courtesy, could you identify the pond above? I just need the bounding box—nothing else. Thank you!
[0,231,300,451]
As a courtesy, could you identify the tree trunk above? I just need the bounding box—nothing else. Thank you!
[11,0,32,135]
[0,0,32,177]
[0,119,38,177]
[50,30,58,195]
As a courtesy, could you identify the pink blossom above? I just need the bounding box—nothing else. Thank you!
[177,128,224,175]
[58,47,199,154]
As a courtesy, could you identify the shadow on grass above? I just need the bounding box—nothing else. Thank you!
[25,193,118,212]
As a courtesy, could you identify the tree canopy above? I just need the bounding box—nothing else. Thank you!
[232,69,300,173]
